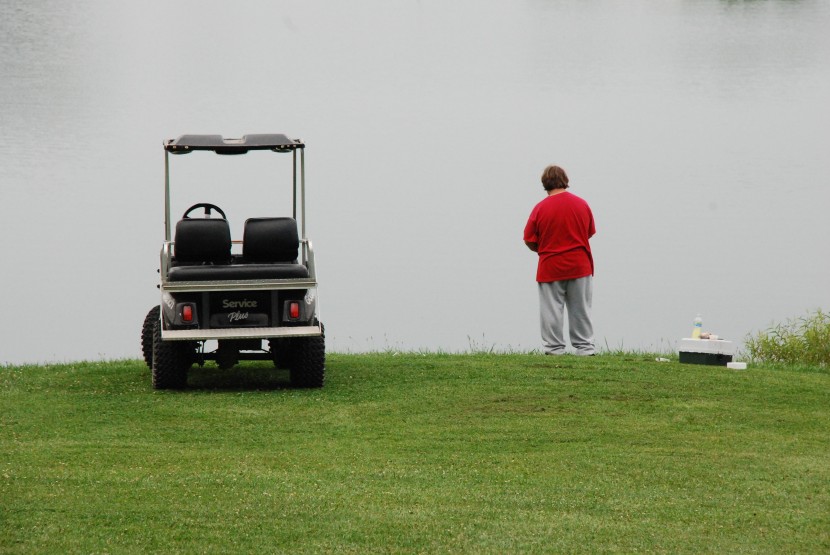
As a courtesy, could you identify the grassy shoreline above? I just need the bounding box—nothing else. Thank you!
[2,354,828,553]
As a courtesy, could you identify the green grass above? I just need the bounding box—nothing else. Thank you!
[2,354,828,553]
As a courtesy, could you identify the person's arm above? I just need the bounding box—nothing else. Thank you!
[524,207,539,252]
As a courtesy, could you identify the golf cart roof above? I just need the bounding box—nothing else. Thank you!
[165,134,304,155]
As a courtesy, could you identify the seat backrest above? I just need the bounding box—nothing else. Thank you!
[174,218,232,264]
[243,217,300,263]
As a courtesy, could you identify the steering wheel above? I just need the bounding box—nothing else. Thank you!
[182,203,227,220]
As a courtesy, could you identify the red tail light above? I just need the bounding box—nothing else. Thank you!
[289,302,300,319]
[182,305,193,322]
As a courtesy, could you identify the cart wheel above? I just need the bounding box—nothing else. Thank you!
[151,319,194,390]
[289,324,325,389]
[141,306,160,369]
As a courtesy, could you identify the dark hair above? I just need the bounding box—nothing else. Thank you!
[541,165,569,191]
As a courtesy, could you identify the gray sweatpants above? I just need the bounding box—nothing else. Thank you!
[538,276,595,355]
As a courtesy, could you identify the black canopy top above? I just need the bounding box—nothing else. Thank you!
[165,134,304,154]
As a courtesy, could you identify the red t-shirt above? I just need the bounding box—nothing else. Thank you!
[524,191,596,283]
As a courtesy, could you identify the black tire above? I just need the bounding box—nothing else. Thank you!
[141,306,160,369]
[289,325,326,389]
[151,318,193,390]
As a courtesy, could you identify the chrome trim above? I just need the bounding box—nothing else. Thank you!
[161,325,322,341]
[160,242,172,281]
[302,239,316,279]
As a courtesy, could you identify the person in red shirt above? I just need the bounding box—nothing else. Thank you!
[524,165,596,355]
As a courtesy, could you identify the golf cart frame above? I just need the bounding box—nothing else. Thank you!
[142,134,325,389]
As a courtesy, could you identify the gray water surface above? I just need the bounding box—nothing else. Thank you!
[2,0,828,364]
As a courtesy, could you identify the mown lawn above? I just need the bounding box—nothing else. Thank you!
[1,354,828,553]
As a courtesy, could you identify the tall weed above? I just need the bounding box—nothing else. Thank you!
[744,309,830,367]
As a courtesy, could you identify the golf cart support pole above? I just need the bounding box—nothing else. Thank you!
[301,146,306,243]
[164,149,171,242]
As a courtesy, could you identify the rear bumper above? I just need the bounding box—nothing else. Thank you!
[161,325,322,341]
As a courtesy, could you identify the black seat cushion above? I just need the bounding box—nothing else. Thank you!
[174,218,232,264]
[167,263,309,282]
[243,217,299,263]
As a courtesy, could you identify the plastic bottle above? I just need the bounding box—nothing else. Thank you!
[691,314,703,339]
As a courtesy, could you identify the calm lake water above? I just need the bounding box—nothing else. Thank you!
[2,0,829,364]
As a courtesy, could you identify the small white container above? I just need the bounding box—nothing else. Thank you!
[727,362,748,370]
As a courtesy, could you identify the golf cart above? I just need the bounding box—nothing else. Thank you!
[141,134,325,389]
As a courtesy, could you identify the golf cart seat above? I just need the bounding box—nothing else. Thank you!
[243,217,300,263]
[239,217,309,279]
[173,217,232,265]
[167,216,309,282]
